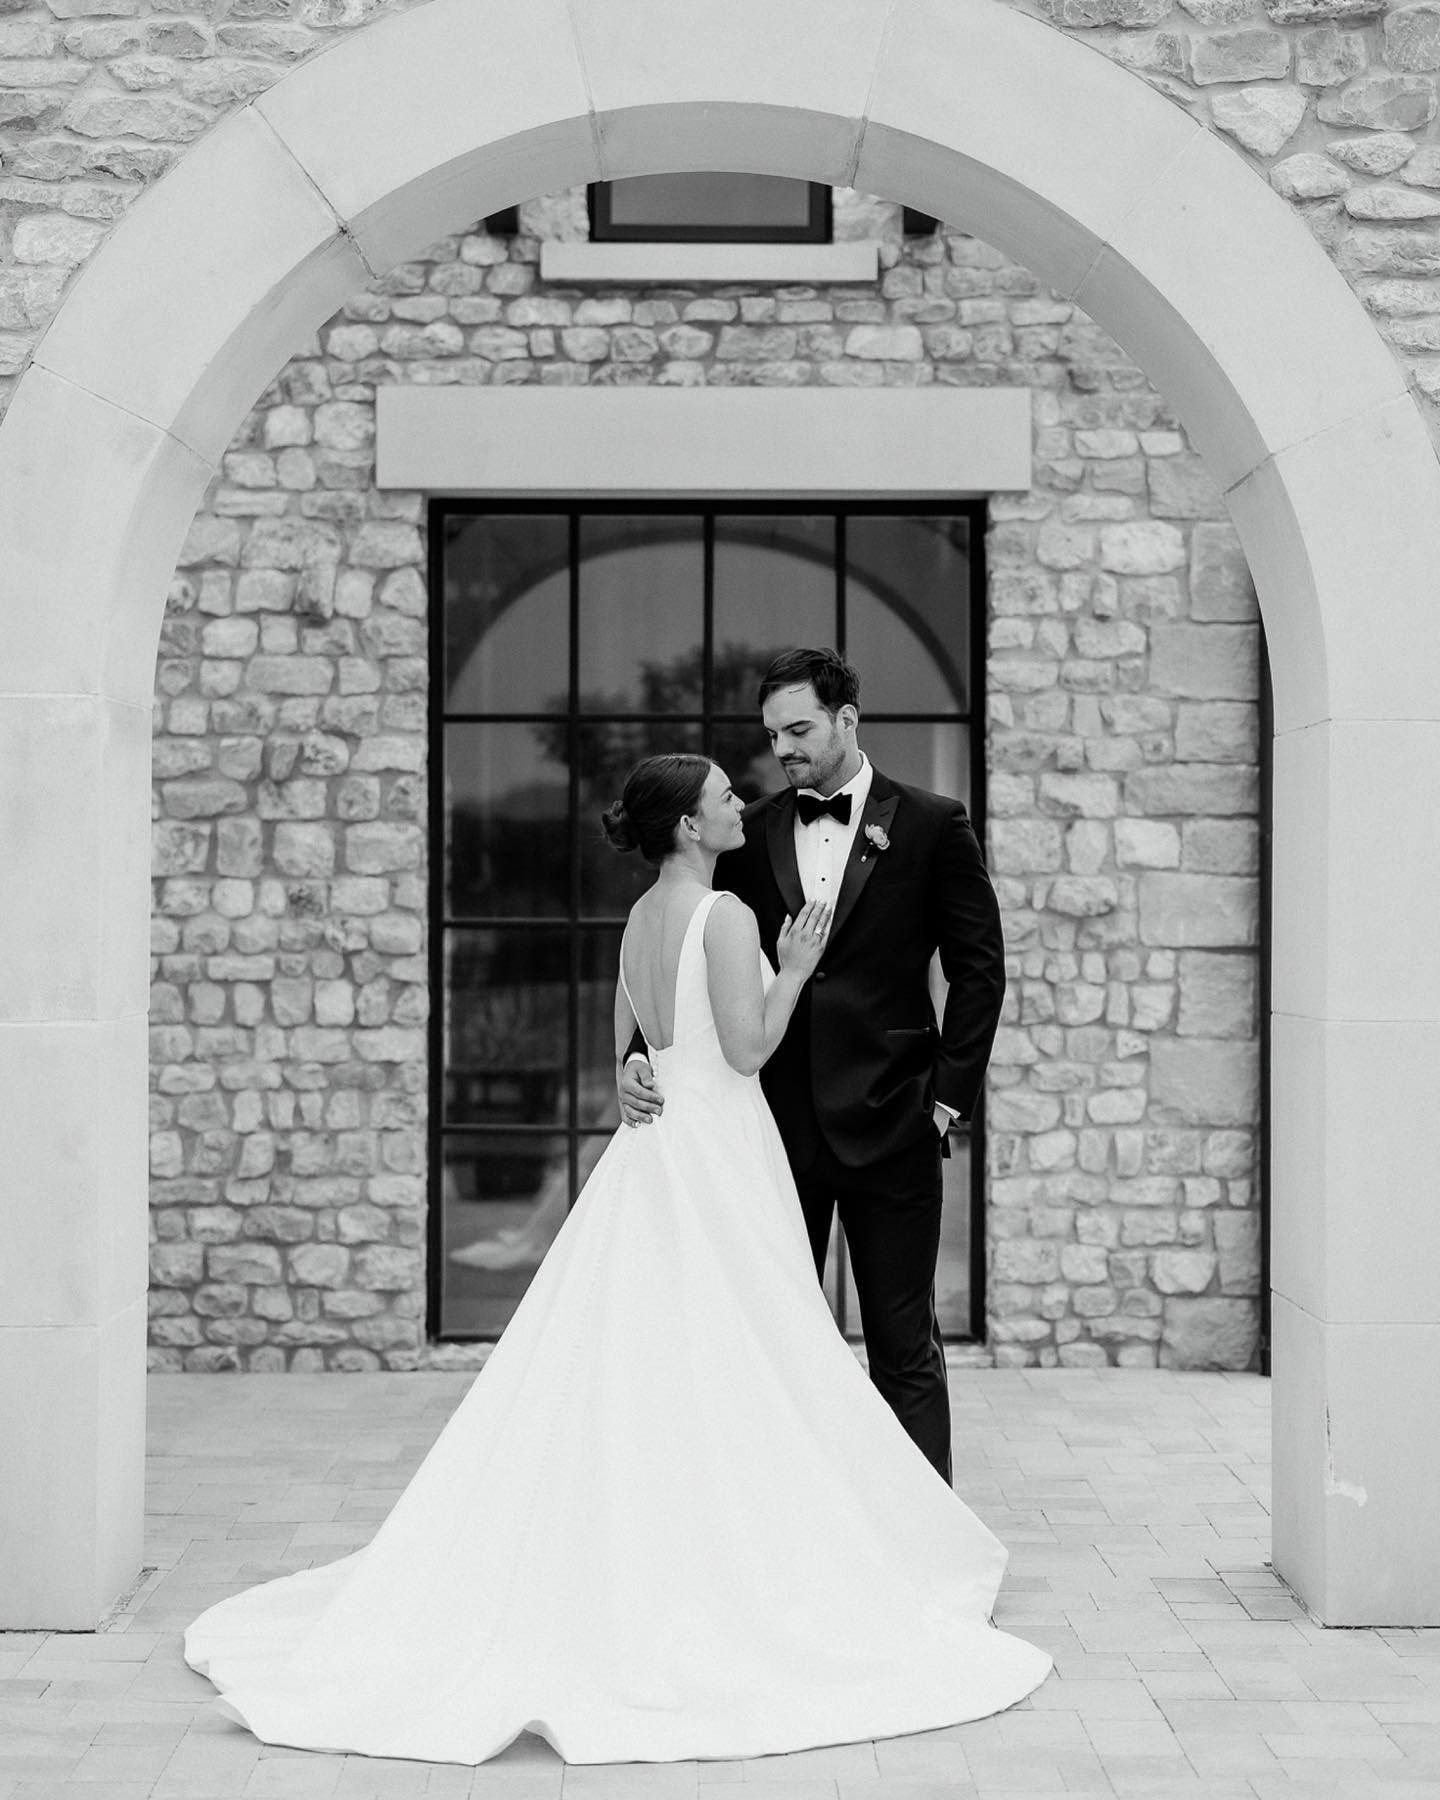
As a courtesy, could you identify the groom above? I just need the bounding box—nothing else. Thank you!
[620,647,1006,1484]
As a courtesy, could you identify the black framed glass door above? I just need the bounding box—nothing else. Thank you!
[428,501,988,1343]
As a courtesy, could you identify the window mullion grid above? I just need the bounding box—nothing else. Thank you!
[566,511,582,1213]
[832,508,849,1336]
[427,503,449,1337]
[429,500,984,1345]
[967,500,988,1343]
[834,510,847,661]
[702,510,716,757]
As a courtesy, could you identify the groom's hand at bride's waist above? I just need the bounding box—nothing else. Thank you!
[619,1056,664,1128]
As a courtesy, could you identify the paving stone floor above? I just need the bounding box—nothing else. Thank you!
[2,1367,1438,1799]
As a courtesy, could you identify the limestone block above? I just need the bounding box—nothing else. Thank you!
[1160,1296,1259,1367]
[1149,624,1258,698]
[1316,72,1438,129]
[1060,1244,1110,1283]
[1047,877,1117,917]
[1112,822,1178,871]
[1294,25,1367,85]
[1215,1210,1262,1293]
[147,1238,198,1296]
[1098,520,1186,573]
[1328,133,1414,175]
[1121,1209,1179,1246]
[1146,452,1226,519]
[1401,146,1440,186]
[1386,2,1440,71]
[1038,772,1120,817]
[1037,520,1095,570]
[273,822,335,877]
[1152,1248,1218,1292]
[1270,155,1351,208]
[287,1243,350,1287]
[1265,0,1380,17]
[1185,526,1253,623]
[162,778,247,820]
[1209,86,1308,156]
[992,1240,1062,1284]
[1065,821,1110,874]
[343,823,421,875]
[1035,0,1174,22]
[355,1027,425,1063]
[1345,185,1440,220]
[1182,822,1258,882]
[989,819,1063,873]
[1151,1038,1259,1125]
[1087,1088,1148,1123]
[153,822,211,876]
[242,519,342,571]
[313,981,355,1027]
[1127,765,1258,819]
[206,1244,282,1284]
[1103,29,1189,74]
[0,267,66,332]
[1178,950,1257,1036]
[353,1244,421,1290]
[1174,701,1259,763]
[62,92,211,141]
[1139,873,1258,947]
[245,657,333,696]
[11,214,104,266]
[1191,28,1290,83]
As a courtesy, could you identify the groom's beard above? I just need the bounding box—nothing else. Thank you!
[778,742,846,792]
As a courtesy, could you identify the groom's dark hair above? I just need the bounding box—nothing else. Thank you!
[757,647,860,717]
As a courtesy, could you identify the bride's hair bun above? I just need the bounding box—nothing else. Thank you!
[600,800,640,854]
[601,753,713,867]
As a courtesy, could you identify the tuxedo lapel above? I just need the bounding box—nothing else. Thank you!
[826,771,900,950]
[763,788,806,919]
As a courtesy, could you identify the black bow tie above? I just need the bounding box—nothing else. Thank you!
[796,790,852,827]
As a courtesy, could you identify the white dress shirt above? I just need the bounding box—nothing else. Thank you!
[794,753,873,908]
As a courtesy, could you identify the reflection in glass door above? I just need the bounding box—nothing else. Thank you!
[429,503,986,1343]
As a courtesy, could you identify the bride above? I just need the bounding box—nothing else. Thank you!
[183,752,1052,1765]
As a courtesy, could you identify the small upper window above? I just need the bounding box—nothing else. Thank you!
[588,175,831,245]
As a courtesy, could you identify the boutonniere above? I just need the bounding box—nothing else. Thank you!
[860,823,890,862]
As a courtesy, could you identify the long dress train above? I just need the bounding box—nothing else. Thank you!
[183,889,1051,1764]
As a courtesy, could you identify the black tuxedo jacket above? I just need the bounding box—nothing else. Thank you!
[713,767,1006,1171]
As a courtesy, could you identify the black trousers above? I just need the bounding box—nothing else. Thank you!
[792,1131,952,1486]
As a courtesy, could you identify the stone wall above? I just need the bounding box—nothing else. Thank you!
[2,0,1440,434]
[145,188,1263,1371]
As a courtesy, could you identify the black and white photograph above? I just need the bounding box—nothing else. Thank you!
[1,0,1439,1793]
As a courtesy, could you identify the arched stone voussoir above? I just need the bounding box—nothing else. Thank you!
[571,0,890,185]
[30,107,369,468]
[0,368,212,705]
[1074,127,1412,497]
[859,0,1204,298]
[1227,394,1440,733]
[254,0,596,275]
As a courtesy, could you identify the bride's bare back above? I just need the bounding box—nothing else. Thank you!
[618,882,831,1080]
[619,884,714,1053]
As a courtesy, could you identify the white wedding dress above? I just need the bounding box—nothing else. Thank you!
[184,889,1051,1764]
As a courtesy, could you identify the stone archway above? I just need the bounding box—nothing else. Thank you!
[2,0,1438,1629]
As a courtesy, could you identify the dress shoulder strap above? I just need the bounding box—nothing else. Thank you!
[671,889,737,1043]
